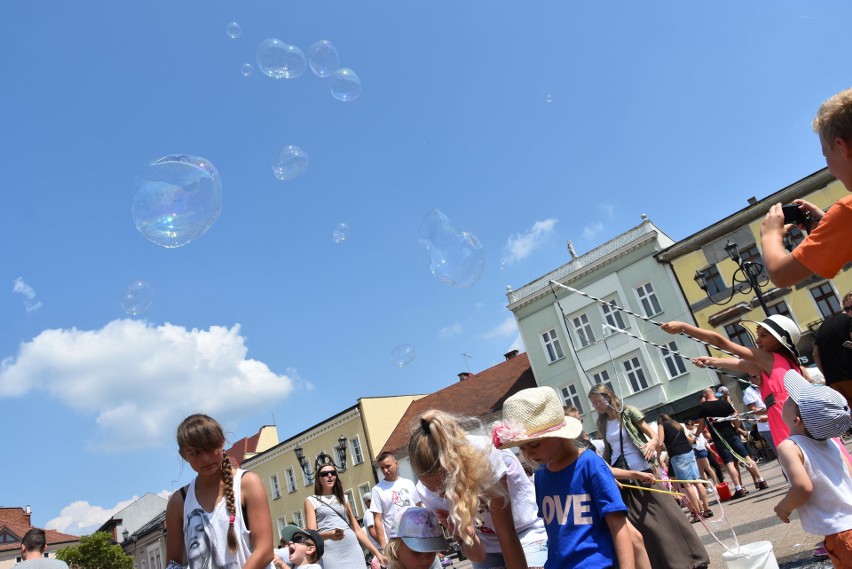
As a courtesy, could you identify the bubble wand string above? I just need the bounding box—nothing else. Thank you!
[618,483,683,497]
[548,280,739,358]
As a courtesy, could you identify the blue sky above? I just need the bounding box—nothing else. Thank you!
[2,0,849,534]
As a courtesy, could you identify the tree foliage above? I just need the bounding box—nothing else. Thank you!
[56,531,134,569]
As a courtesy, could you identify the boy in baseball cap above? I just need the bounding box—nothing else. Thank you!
[774,370,852,566]
[286,528,324,569]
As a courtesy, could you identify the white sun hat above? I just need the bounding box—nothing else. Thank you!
[740,314,801,359]
[492,386,583,449]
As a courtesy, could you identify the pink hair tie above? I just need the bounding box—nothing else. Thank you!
[229,515,235,525]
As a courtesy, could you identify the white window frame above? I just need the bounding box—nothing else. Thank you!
[277,517,288,540]
[358,482,372,513]
[571,313,596,348]
[285,467,296,493]
[592,369,614,393]
[292,510,304,528]
[658,341,687,379]
[600,298,627,334]
[270,473,281,499]
[635,282,662,318]
[540,328,565,362]
[344,489,358,517]
[350,436,364,465]
[559,383,584,415]
[622,355,649,393]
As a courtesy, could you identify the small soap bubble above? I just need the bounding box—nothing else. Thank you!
[418,209,485,288]
[332,223,349,244]
[122,280,154,316]
[256,39,306,79]
[272,145,309,181]
[226,22,242,39]
[546,94,552,103]
[240,63,253,77]
[132,155,222,248]
[307,40,340,78]
[391,344,416,368]
[329,68,361,101]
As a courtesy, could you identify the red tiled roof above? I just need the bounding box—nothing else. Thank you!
[381,352,536,455]
[225,426,265,468]
[0,519,78,553]
[0,508,30,526]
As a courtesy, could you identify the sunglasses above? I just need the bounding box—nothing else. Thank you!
[319,470,337,478]
[843,305,852,313]
[291,535,313,545]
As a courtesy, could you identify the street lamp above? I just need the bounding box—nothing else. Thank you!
[294,435,348,482]
[122,529,130,543]
[694,240,770,316]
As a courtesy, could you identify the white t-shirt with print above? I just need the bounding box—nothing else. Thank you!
[369,476,422,539]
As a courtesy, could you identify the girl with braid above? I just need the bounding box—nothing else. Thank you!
[166,414,274,569]
[408,410,547,569]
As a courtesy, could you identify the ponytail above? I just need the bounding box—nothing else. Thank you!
[221,455,238,553]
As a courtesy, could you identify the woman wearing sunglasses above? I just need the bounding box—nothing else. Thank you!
[305,465,387,568]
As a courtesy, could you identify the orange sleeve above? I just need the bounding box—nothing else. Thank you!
[792,194,852,279]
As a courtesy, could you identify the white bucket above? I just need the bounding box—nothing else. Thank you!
[721,541,779,569]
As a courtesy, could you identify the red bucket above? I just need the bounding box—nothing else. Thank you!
[716,482,732,502]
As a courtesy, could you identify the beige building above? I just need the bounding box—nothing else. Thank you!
[242,395,419,541]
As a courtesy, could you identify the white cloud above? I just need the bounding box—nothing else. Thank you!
[12,277,42,312]
[439,322,464,339]
[501,219,558,267]
[582,221,604,240]
[480,317,518,340]
[46,491,173,535]
[599,203,614,217]
[0,319,294,452]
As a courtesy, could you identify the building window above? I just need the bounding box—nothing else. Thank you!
[303,467,312,487]
[270,474,281,499]
[350,437,364,465]
[601,299,627,332]
[358,483,372,513]
[292,511,303,528]
[541,328,565,362]
[635,282,662,317]
[766,301,792,318]
[810,282,841,317]
[277,517,288,539]
[700,265,726,296]
[659,341,687,378]
[344,489,358,517]
[622,356,649,392]
[592,369,614,393]
[783,226,806,251]
[559,383,584,414]
[571,313,596,347]
[738,244,766,279]
[724,321,754,347]
[285,467,296,493]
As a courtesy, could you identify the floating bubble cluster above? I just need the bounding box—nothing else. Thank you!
[256,39,306,79]
[418,209,485,288]
[307,40,340,78]
[332,223,349,243]
[240,63,253,77]
[391,344,416,368]
[546,94,553,103]
[122,280,154,316]
[226,22,242,39]
[329,68,361,102]
[272,145,309,181]
[132,155,222,248]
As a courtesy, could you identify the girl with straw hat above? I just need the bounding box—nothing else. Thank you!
[492,386,635,569]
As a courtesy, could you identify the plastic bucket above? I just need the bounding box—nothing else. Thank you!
[721,541,779,569]
[716,482,732,502]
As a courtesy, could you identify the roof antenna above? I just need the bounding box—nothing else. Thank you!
[461,353,472,374]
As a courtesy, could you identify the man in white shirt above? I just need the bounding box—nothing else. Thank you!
[369,452,422,548]
[742,376,777,459]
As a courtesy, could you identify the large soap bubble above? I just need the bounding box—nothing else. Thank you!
[329,68,361,101]
[332,223,349,243]
[122,280,154,316]
[226,22,242,39]
[132,155,222,248]
[272,145,309,181]
[256,39,306,79]
[391,344,416,368]
[418,209,485,288]
[240,63,253,77]
[307,40,340,78]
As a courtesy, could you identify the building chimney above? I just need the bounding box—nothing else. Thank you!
[747,196,758,205]
[504,350,519,360]
[458,372,471,381]
[567,240,577,260]
[25,505,31,515]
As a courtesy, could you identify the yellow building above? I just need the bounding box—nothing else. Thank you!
[241,395,419,541]
[657,168,852,386]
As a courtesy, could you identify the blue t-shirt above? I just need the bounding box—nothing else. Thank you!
[534,449,627,569]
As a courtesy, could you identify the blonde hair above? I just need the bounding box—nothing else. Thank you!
[384,539,403,569]
[407,411,493,546]
[813,88,852,145]
[588,384,624,439]
[177,414,238,553]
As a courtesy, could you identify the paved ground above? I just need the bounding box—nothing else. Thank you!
[443,439,852,568]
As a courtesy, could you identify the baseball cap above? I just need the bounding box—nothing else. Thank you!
[292,528,324,558]
[715,385,729,398]
[280,524,301,545]
[397,507,449,553]
[784,370,852,440]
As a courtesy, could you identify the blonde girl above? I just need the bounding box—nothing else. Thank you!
[384,507,449,569]
[409,410,546,569]
[165,414,274,569]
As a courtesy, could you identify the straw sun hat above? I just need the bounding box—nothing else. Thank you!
[492,386,582,449]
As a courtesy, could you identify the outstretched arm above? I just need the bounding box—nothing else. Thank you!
[661,321,773,372]
[242,472,275,569]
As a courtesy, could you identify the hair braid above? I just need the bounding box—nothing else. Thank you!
[221,455,238,553]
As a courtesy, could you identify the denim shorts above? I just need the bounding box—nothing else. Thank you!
[715,435,749,464]
[693,448,708,459]
[669,451,701,481]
